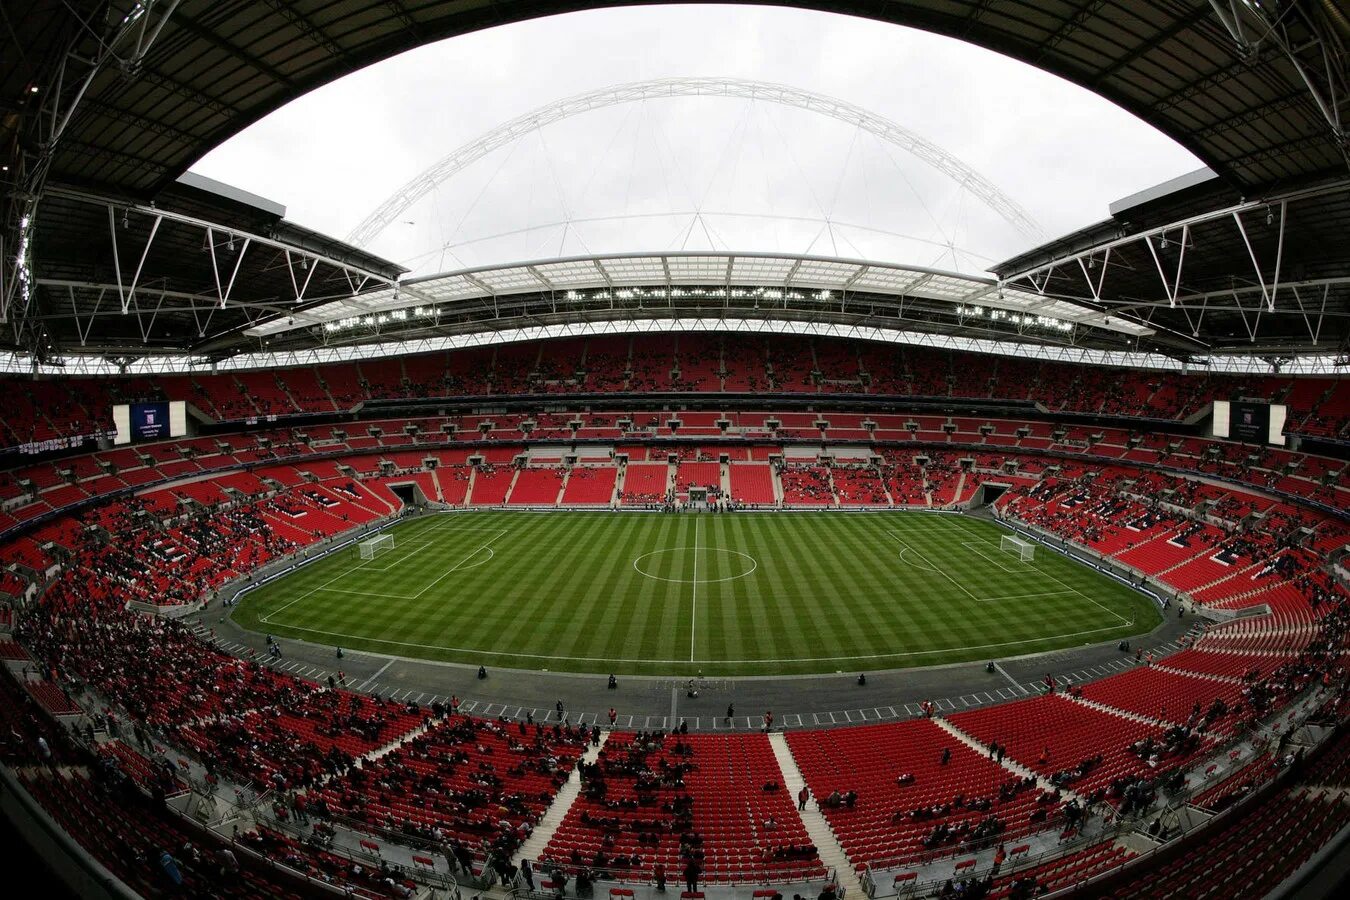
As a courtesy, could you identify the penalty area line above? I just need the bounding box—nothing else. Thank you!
[410,534,507,600]
[886,530,983,602]
[951,517,1133,627]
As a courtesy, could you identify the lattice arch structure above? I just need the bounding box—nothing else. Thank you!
[346,77,1046,250]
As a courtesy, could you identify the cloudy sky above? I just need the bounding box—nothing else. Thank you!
[192,5,1201,279]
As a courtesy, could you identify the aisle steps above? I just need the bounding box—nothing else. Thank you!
[768,731,866,896]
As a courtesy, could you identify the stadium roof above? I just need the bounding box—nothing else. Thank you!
[4,0,1349,364]
[235,250,1153,349]
[993,171,1350,363]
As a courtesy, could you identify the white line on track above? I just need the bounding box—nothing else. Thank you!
[357,658,397,692]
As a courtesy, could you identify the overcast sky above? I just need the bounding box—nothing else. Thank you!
[192,4,1201,278]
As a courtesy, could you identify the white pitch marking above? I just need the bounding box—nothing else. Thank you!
[690,518,699,662]
[632,547,757,583]
[312,547,497,599]
[894,546,939,573]
[951,518,1132,627]
[886,530,983,602]
[979,589,1079,601]
[959,540,1037,574]
[261,552,381,624]
[410,538,504,600]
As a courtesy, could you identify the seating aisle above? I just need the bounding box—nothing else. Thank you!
[517,734,610,865]
[768,731,866,899]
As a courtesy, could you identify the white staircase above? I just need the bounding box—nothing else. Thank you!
[1067,692,1165,726]
[932,718,1087,802]
[516,734,608,864]
[767,732,865,898]
[503,467,522,505]
[555,469,569,506]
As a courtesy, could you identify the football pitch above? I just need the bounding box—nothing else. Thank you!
[233,510,1161,675]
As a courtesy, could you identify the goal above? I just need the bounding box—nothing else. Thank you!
[1000,534,1035,562]
[358,533,395,560]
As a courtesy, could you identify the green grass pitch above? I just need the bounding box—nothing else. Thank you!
[232,510,1161,676]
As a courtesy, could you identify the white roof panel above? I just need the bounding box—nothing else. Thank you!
[792,259,863,287]
[852,268,933,292]
[535,259,608,289]
[730,256,795,283]
[665,256,730,283]
[242,253,1151,340]
[474,267,543,291]
[600,257,667,284]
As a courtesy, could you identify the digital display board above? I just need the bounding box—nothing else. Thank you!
[1229,401,1270,444]
[113,400,187,444]
[130,402,171,441]
[1212,399,1287,446]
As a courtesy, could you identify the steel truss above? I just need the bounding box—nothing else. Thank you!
[1207,0,1350,168]
[999,179,1350,356]
[2,316,1340,379]
[26,189,403,352]
[239,251,1155,354]
[346,77,1046,249]
[1,0,184,349]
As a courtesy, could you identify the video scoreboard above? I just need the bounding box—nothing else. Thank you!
[1212,399,1287,446]
[112,400,187,445]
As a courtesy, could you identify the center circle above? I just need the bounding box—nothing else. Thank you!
[632,547,758,584]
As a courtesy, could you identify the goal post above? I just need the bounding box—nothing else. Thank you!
[1000,534,1035,562]
[358,533,395,560]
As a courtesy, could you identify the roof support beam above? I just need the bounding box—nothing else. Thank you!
[2,0,182,352]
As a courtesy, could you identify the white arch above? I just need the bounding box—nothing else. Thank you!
[347,77,1045,249]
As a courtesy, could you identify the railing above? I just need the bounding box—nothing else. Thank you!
[514,866,841,900]
[252,805,461,892]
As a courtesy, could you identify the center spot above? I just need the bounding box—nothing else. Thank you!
[632,547,758,584]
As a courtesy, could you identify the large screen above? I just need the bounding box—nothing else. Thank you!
[113,400,187,444]
[131,402,171,441]
[1229,401,1269,443]
[1213,399,1287,446]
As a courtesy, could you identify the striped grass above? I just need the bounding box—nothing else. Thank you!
[232,510,1160,675]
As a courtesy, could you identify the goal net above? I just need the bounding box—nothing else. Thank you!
[358,533,395,560]
[1000,534,1035,562]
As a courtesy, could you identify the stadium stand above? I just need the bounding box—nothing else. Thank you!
[1,344,1348,900]
[785,719,1048,870]
[542,732,825,883]
[312,713,588,855]
[3,337,1349,453]
[560,466,618,505]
